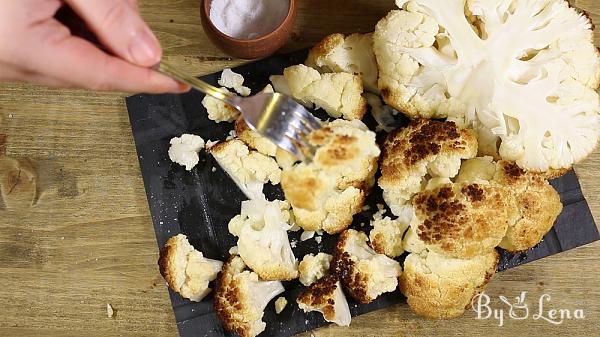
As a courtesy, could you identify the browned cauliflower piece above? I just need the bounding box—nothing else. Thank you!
[214,256,285,337]
[379,119,478,215]
[332,229,402,304]
[297,274,351,327]
[298,253,333,286]
[369,208,411,258]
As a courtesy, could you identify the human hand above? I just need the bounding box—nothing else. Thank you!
[0,0,190,93]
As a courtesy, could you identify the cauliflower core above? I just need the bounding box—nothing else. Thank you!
[297,274,352,327]
[210,139,282,199]
[202,87,240,123]
[306,33,380,93]
[333,229,402,304]
[281,119,380,233]
[168,134,205,171]
[214,256,285,337]
[158,234,222,302]
[281,64,367,120]
[379,119,477,215]
[374,0,600,172]
[298,252,333,286]
[457,158,563,252]
[228,197,298,281]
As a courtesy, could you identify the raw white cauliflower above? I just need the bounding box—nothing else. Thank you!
[218,68,251,96]
[280,64,367,120]
[306,33,379,93]
[333,229,402,304]
[298,252,333,286]
[158,234,222,302]
[227,197,298,281]
[202,87,240,123]
[297,274,352,327]
[374,0,600,172]
[214,256,285,337]
[369,209,411,258]
[209,139,282,199]
[168,134,205,171]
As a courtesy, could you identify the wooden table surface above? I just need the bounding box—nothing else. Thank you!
[1,1,599,336]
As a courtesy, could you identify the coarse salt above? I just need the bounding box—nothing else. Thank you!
[209,0,289,40]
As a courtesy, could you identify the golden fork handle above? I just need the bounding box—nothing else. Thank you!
[155,62,234,103]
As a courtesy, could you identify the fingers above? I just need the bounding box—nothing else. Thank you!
[65,0,160,67]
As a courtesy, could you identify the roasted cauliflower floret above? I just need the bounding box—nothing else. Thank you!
[234,117,298,168]
[202,87,240,123]
[298,253,333,286]
[333,229,402,304]
[218,68,251,96]
[297,274,352,327]
[158,234,222,302]
[375,0,600,172]
[281,64,367,120]
[210,139,282,199]
[400,249,499,319]
[369,210,411,258]
[379,119,477,215]
[306,33,379,93]
[228,197,298,281]
[458,158,563,252]
[168,134,205,171]
[412,182,512,259]
[214,256,285,337]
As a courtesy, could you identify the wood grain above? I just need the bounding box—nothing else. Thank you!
[0,0,599,336]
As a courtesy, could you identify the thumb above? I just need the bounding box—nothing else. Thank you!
[65,0,161,67]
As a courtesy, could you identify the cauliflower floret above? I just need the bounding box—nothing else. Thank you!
[378,119,477,215]
[234,117,298,168]
[332,229,402,304]
[375,0,600,172]
[297,274,352,327]
[400,249,499,319]
[209,139,282,199]
[306,33,379,93]
[227,197,298,280]
[412,182,512,259]
[369,210,410,258]
[218,68,251,96]
[282,119,379,233]
[298,253,333,286]
[202,87,240,123]
[281,64,367,120]
[274,297,288,314]
[168,134,205,171]
[158,234,222,302]
[458,159,563,252]
[214,256,285,337]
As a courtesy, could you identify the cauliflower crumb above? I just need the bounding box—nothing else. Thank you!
[218,68,251,96]
[274,297,288,314]
[314,236,322,244]
[202,87,240,123]
[300,231,315,242]
[298,253,333,286]
[168,134,205,171]
[228,246,239,255]
[106,303,114,318]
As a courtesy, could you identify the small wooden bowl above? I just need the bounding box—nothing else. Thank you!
[201,0,297,60]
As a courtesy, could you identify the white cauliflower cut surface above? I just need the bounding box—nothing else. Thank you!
[202,87,240,123]
[218,68,251,96]
[400,249,499,319]
[379,119,477,215]
[298,253,333,286]
[234,117,299,168]
[297,274,352,327]
[281,119,380,233]
[369,209,410,258]
[282,64,368,120]
[214,256,285,337]
[374,0,600,172]
[158,234,222,302]
[209,139,282,199]
[333,229,402,304]
[168,134,205,171]
[306,33,380,93]
[227,197,298,281]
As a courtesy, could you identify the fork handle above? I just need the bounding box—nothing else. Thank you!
[156,62,234,103]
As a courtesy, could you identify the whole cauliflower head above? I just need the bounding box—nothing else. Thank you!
[228,197,298,280]
[379,119,477,215]
[457,158,563,252]
[374,0,600,172]
[158,234,222,302]
[297,274,352,327]
[306,33,380,93]
[400,249,499,319]
[282,119,380,234]
[168,134,205,171]
[298,252,333,286]
[210,139,282,199]
[214,256,285,337]
[333,229,402,304]
[201,87,240,123]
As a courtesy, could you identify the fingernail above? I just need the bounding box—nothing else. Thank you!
[129,29,161,66]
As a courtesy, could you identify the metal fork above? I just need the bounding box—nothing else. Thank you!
[156,62,321,162]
